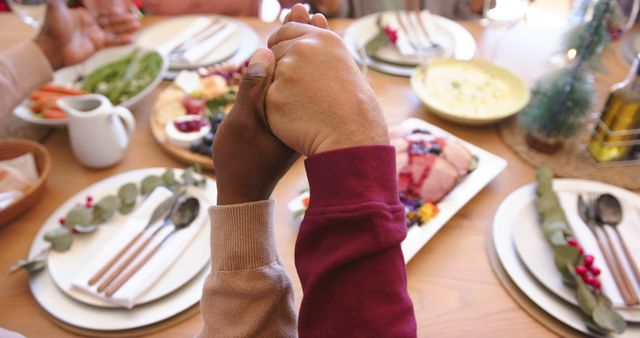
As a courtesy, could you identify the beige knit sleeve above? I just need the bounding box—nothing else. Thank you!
[197,200,297,338]
[0,41,53,120]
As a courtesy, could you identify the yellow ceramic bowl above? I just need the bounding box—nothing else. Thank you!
[411,59,530,126]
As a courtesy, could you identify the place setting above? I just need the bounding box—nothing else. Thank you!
[491,167,640,336]
[343,9,476,77]
[14,167,216,333]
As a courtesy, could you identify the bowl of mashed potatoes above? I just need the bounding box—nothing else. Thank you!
[411,59,530,126]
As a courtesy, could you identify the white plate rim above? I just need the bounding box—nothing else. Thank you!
[46,184,212,308]
[28,167,214,331]
[493,179,640,336]
[343,11,476,77]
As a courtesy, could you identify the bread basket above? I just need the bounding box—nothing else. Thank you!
[0,139,52,226]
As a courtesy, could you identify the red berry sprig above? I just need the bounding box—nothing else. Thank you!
[382,26,398,44]
[85,195,94,209]
[568,237,602,291]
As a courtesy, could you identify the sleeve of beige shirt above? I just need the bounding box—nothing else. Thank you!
[0,40,53,120]
[197,200,297,338]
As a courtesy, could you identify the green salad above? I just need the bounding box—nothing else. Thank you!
[82,50,163,105]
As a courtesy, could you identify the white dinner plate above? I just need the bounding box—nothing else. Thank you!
[136,15,256,70]
[28,168,215,331]
[47,187,212,308]
[343,11,476,77]
[493,180,640,336]
[512,180,640,321]
[12,45,168,127]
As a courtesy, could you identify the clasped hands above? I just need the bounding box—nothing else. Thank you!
[214,4,389,205]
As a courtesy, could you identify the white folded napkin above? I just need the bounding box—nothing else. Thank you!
[561,192,640,308]
[382,12,444,58]
[71,186,209,308]
[157,17,214,56]
[182,22,236,63]
[0,191,23,211]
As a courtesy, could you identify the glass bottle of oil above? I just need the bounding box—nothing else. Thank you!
[588,55,640,162]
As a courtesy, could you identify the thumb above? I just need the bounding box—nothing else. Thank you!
[234,48,276,126]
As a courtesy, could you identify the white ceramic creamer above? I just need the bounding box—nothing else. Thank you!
[58,94,136,168]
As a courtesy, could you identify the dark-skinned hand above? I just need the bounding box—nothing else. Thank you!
[34,0,130,70]
[213,49,299,205]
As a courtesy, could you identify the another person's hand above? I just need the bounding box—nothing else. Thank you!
[213,49,299,205]
[84,0,140,39]
[34,0,129,70]
[266,5,389,157]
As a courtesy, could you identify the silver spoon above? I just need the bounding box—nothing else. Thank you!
[105,197,200,297]
[598,193,640,288]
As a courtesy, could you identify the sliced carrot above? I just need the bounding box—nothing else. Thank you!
[42,108,66,119]
[38,83,88,96]
[30,91,67,101]
[30,100,46,113]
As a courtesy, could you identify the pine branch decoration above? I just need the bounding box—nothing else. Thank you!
[518,0,623,140]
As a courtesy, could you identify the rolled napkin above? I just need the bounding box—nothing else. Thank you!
[71,186,209,308]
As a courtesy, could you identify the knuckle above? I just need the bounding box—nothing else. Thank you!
[241,64,269,87]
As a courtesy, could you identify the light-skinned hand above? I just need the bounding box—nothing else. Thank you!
[214,49,299,205]
[34,0,130,70]
[266,4,389,157]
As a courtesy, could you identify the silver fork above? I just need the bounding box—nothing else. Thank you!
[409,9,442,54]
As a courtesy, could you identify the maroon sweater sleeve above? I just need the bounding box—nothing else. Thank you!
[295,145,417,338]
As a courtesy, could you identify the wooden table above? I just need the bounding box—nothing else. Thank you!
[0,14,631,338]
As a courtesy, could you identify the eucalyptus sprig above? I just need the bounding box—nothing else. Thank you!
[535,167,625,335]
[10,166,206,275]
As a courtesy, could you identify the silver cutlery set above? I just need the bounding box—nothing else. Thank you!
[578,193,640,306]
[87,191,199,297]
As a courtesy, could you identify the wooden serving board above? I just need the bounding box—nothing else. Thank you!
[150,112,214,171]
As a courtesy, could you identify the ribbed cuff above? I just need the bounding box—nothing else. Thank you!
[209,200,278,271]
[305,145,400,209]
[9,41,53,95]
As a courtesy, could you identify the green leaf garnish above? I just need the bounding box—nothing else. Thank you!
[593,304,626,334]
[43,228,73,252]
[118,183,138,206]
[92,195,120,224]
[141,175,163,195]
[161,169,177,187]
[65,206,92,228]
